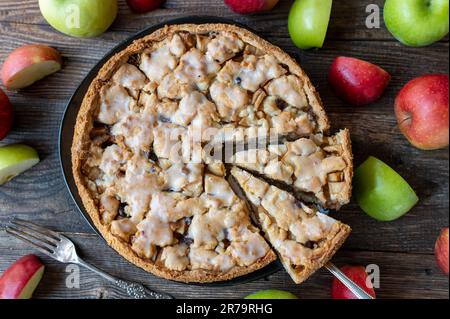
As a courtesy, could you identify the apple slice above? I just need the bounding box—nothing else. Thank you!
[0,89,14,141]
[1,44,62,90]
[0,144,40,185]
[0,255,45,299]
[224,0,279,14]
[288,0,333,50]
[245,289,298,299]
[126,0,165,13]
[354,156,418,221]
[435,228,449,275]
[329,57,391,106]
[331,265,376,299]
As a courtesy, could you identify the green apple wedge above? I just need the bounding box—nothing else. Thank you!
[39,0,118,38]
[354,156,419,222]
[245,290,298,299]
[384,0,449,47]
[288,0,333,50]
[0,144,40,185]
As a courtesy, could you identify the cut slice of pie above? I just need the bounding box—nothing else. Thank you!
[231,167,351,284]
[232,129,353,209]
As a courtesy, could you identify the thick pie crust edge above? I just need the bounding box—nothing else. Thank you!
[280,221,351,284]
[71,23,343,283]
[330,128,353,209]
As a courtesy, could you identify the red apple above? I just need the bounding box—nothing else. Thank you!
[329,56,391,106]
[224,0,279,14]
[395,74,449,150]
[0,255,45,299]
[435,228,449,275]
[126,0,165,13]
[331,265,376,299]
[0,88,13,140]
[1,44,62,90]
[262,0,279,11]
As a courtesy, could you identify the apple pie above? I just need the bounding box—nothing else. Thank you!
[231,167,351,284]
[72,23,353,283]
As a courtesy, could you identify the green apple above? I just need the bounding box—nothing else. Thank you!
[39,0,118,38]
[288,0,333,50]
[354,156,419,222]
[245,289,298,299]
[384,0,449,47]
[0,144,40,185]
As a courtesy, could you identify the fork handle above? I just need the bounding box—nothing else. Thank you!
[325,263,374,299]
[77,258,173,299]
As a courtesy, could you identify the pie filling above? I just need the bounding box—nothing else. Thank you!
[76,25,353,283]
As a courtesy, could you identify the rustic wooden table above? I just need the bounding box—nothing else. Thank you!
[0,0,448,299]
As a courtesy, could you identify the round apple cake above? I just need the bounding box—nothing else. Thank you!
[72,24,353,283]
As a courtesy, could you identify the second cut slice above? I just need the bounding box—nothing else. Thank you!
[231,167,351,284]
[231,129,353,209]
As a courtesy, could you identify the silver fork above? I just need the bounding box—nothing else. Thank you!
[5,218,173,299]
[325,263,374,299]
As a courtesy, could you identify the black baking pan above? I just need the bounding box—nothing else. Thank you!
[59,16,283,286]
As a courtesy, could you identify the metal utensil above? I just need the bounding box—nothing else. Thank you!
[5,218,173,299]
[326,262,374,299]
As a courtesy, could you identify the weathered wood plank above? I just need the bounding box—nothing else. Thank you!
[0,0,448,299]
[0,0,448,42]
[0,231,447,299]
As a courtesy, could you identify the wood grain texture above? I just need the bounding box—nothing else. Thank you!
[0,0,448,299]
[0,231,448,299]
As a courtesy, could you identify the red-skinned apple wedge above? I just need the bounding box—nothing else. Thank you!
[329,56,391,106]
[435,228,449,275]
[395,74,449,150]
[331,265,376,299]
[0,255,45,299]
[126,0,165,13]
[224,0,279,14]
[0,88,13,140]
[1,44,62,90]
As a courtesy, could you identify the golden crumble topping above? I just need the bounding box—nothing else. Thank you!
[74,24,352,283]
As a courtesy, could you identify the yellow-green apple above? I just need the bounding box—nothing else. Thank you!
[224,0,280,14]
[39,0,118,38]
[126,0,165,13]
[0,255,45,299]
[245,290,298,299]
[384,0,449,47]
[288,0,333,49]
[354,156,419,221]
[395,74,449,150]
[331,265,376,299]
[1,44,62,90]
[0,89,13,140]
[435,228,449,275]
[329,57,391,106]
[0,144,40,185]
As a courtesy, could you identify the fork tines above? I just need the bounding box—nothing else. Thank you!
[6,218,61,257]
